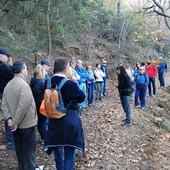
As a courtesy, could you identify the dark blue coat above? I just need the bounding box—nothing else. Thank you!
[44,75,85,154]
[0,61,14,99]
[101,65,108,79]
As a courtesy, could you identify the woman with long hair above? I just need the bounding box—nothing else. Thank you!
[30,64,47,144]
[114,66,132,126]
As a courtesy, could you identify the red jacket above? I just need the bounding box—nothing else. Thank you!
[145,64,158,78]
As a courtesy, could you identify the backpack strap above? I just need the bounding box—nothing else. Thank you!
[46,78,52,89]
[57,78,73,111]
[57,78,68,90]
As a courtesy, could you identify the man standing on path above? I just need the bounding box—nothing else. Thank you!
[1,61,37,170]
[75,60,88,110]
[101,60,108,96]
[45,59,85,170]
[0,48,15,149]
[157,57,166,88]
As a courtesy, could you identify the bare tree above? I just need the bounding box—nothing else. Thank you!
[143,0,170,29]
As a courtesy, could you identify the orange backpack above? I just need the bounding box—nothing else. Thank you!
[40,78,69,119]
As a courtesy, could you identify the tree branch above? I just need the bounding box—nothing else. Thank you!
[153,9,170,18]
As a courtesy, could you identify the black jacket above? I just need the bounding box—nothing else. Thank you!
[0,61,14,99]
[118,74,131,96]
[30,77,46,109]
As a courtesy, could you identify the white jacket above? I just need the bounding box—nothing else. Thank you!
[94,68,105,82]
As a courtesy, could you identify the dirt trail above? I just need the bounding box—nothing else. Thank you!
[0,72,170,170]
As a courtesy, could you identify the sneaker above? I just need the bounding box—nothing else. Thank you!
[141,107,145,109]
[121,122,131,127]
[103,93,107,96]
[88,104,93,107]
[122,119,126,122]
[5,142,15,150]
[151,95,155,98]
[35,165,44,170]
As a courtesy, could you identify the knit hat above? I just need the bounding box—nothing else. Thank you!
[41,59,51,66]
[0,48,10,57]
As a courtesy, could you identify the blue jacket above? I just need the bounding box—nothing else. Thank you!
[75,66,88,84]
[157,62,165,73]
[44,76,85,154]
[0,61,14,99]
[101,65,108,79]
[134,73,149,87]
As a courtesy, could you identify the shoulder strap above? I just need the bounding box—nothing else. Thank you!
[57,78,68,90]
[56,78,72,110]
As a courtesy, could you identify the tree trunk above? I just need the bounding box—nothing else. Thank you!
[47,0,52,60]
[117,0,120,17]
[34,0,40,66]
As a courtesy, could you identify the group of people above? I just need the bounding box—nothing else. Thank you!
[0,46,168,169]
[70,59,108,109]
[115,56,167,126]
[0,47,110,170]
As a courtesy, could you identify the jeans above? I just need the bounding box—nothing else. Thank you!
[87,83,94,105]
[158,72,165,87]
[0,99,14,148]
[102,77,107,94]
[78,83,86,108]
[135,88,147,108]
[148,77,156,96]
[54,146,75,170]
[95,82,103,99]
[37,112,48,140]
[5,121,15,146]
[13,126,36,170]
[120,96,131,123]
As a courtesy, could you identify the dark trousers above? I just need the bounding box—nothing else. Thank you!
[120,96,131,123]
[148,77,156,96]
[102,77,107,94]
[37,112,48,140]
[158,72,165,87]
[13,126,36,170]
[0,99,15,147]
[54,146,75,170]
[5,121,15,145]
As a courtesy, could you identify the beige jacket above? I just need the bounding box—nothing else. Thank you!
[94,68,105,82]
[1,75,37,129]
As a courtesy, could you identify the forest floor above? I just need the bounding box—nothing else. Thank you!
[0,72,170,170]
